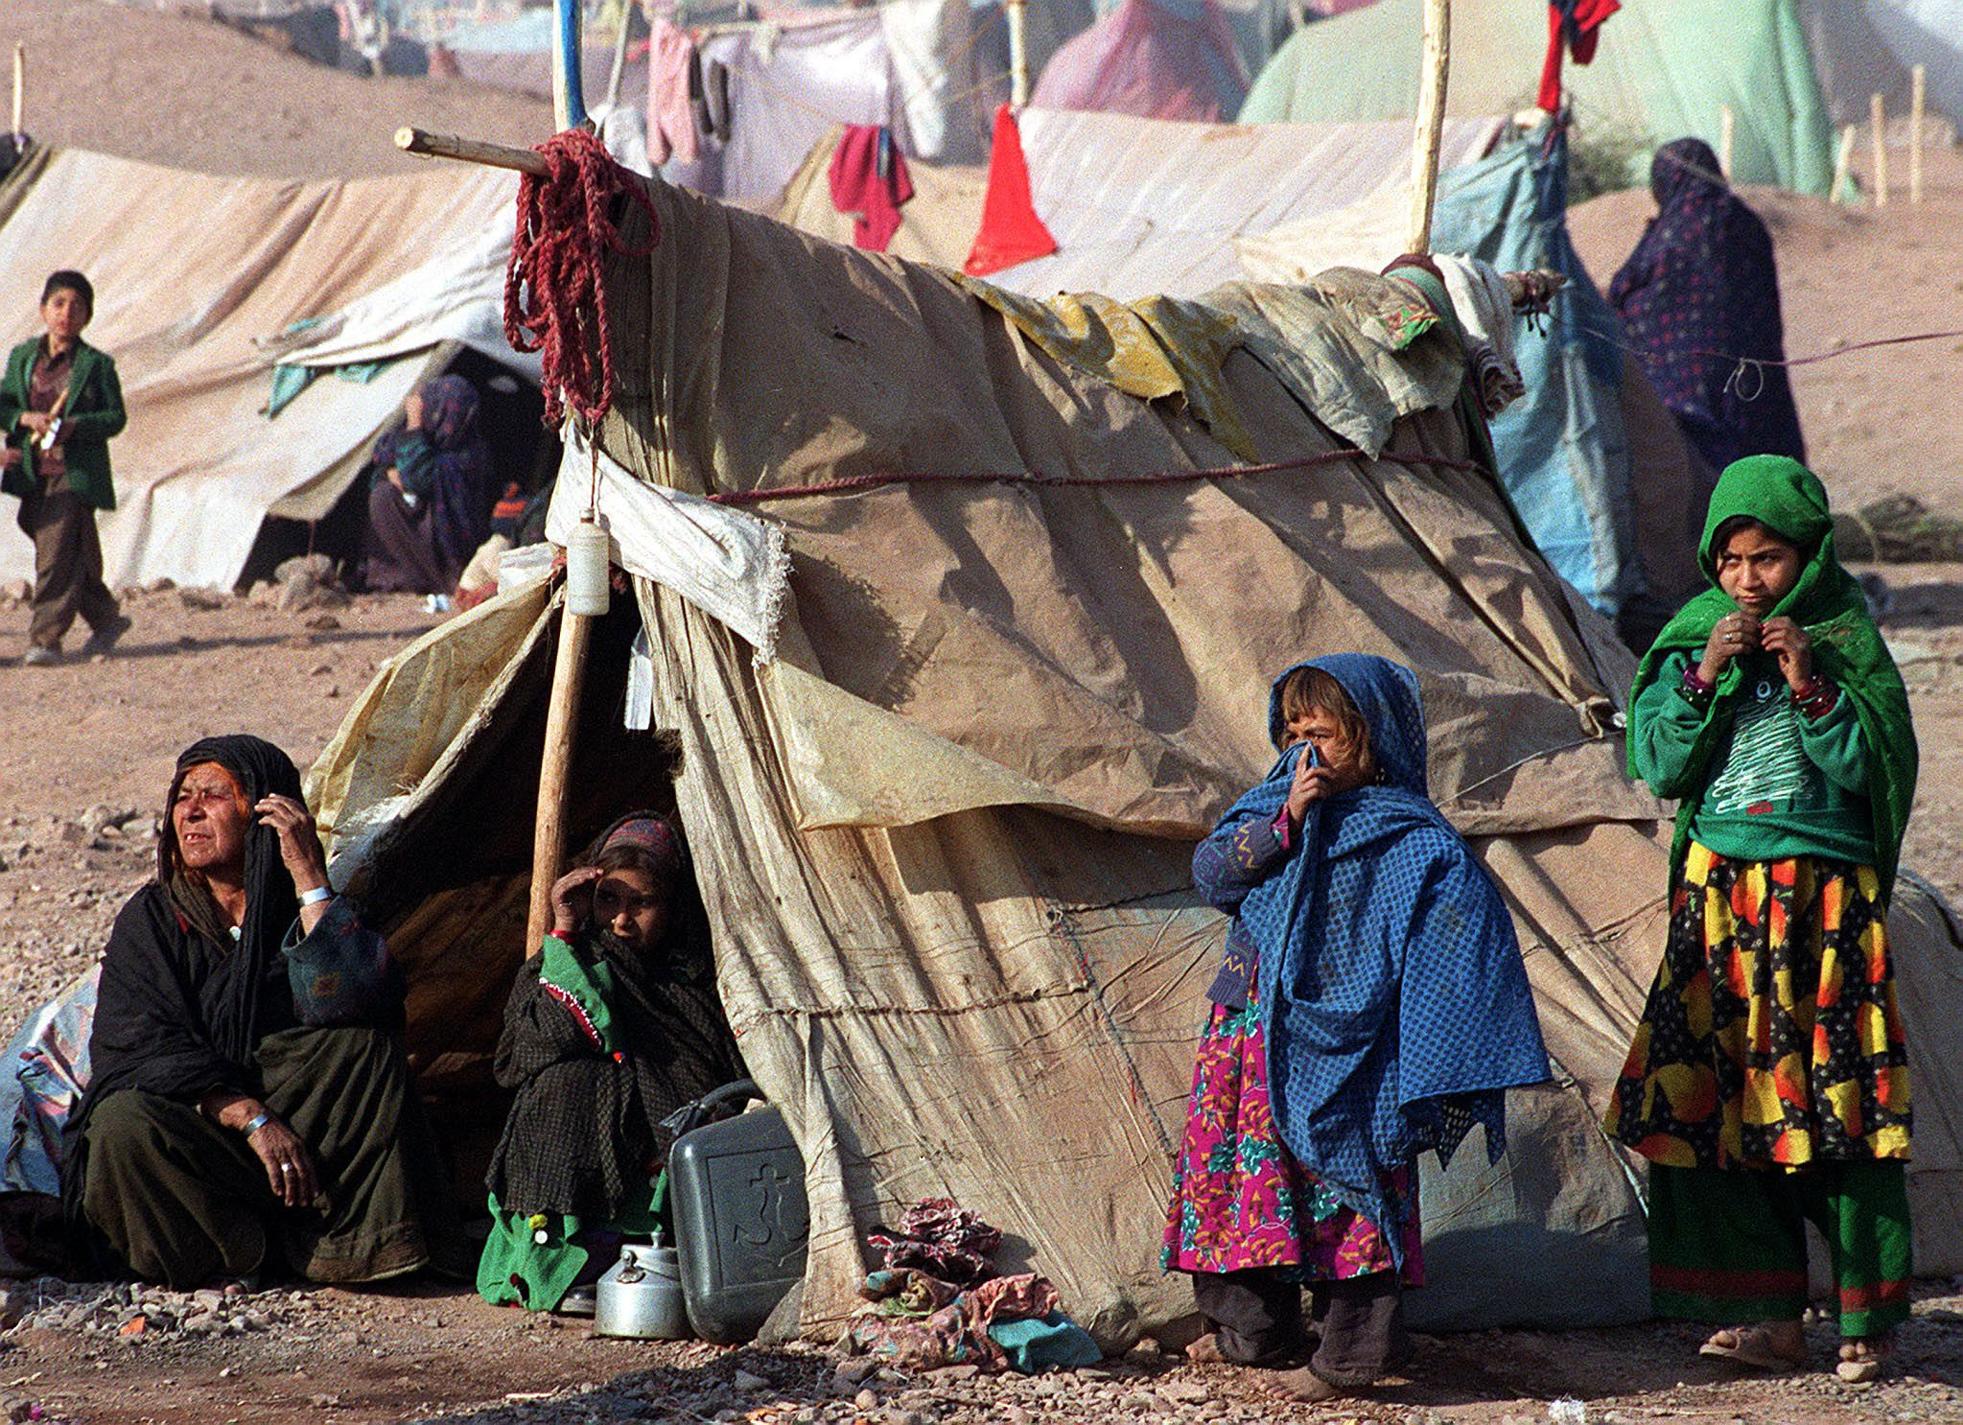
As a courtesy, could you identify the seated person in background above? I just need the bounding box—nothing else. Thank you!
[62,735,460,1288]
[360,374,492,596]
[478,814,744,1314]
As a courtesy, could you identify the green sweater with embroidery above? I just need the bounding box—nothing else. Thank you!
[1632,650,1876,867]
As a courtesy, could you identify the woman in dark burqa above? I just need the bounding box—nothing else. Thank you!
[478,814,745,1314]
[62,735,459,1288]
[1609,137,1807,474]
[360,373,494,595]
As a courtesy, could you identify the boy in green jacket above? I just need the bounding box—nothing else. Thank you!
[2,270,130,665]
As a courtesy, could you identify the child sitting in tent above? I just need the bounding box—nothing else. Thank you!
[1164,654,1549,1402]
[1606,455,1917,1383]
[478,813,745,1315]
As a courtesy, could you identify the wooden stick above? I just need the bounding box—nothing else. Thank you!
[1911,65,1925,206]
[1404,0,1451,255]
[395,126,551,177]
[11,44,23,139]
[526,600,597,951]
[1006,0,1030,111]
[1718,104,1734,179]
[603,4,633,114]
[1832,123,1856,205]
[1871,92,1888,208]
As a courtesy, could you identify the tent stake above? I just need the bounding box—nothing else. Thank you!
[1006,0,1030,111]
[1870,93,1887,208]
[1832,123,1856,205]
[1718,104,1733,179]
[11,44,23,142]
[395,126,552,177]
[1910,65,1925,206]
[527,599,597,949]
[1404,0,1450,254]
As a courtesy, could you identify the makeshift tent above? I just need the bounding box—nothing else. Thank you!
[771,108,1507,295]
[1241,125,1712,629]
[1029,0,1249,123]
[0,145,532,591]
[664,0,1002,204]
[305,175,1963,1341]
[1240,0,1841,194]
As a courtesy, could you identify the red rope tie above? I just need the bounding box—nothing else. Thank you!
[502,128,661,430]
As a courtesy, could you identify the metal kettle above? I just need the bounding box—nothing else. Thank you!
[594,1238,691,1339]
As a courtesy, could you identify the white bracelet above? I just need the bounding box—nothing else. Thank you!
[297,885,335,907]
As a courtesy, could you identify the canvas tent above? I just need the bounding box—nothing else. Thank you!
[1029,0,1249,123]
[0,145,533,592]
[304,173,1963,1342]
[1240,0,1842,195]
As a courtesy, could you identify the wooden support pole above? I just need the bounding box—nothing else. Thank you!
[395,125,551,176]
[1718,104,1734,179]
[1911,65,1926,206]
[11,44,24,140]
[603,3,634,114]
[526,601,597,951]
[1404,0,1451,255]
[1871,92,1888,208]
[1832,123,1857,205]
[1006,0,1030,111]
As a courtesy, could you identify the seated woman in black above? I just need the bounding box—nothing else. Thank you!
[478,813,744,1313]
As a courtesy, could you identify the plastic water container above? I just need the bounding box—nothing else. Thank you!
[669,1081,809,1344]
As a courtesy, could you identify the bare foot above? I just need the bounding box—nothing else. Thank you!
[1836,1334,1893,1383]
[1698,1322,1808,1371]
[1184,1332,1224,1365]
[1266,1366,1349,1403]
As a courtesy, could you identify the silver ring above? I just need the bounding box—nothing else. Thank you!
[280,1164,295,1174]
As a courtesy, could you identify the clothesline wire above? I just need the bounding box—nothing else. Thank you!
[1565,316,1963,401]
[705,448,1485,507]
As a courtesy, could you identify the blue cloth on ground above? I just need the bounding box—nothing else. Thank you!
[987,1313,1102,1373]
[1201,653,1551,1267]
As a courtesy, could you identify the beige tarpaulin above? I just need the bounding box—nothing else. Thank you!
[0,148,518,590]
[311,177,1963,1341]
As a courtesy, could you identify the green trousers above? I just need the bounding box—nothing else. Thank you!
[80,1026,461,1289]
[1648,1160,1913,1339]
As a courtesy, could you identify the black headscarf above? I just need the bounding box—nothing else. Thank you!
[63,736,308,1241]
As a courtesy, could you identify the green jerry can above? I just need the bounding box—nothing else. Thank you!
[668,1079,810,1344]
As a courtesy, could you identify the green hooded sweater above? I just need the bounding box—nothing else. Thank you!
[1627,456,1917,900]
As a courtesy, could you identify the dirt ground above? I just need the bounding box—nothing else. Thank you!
[2,11,1962,1419]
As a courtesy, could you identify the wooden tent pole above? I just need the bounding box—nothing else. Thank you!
[1910,65,1925,206]
[1404,0,1451,255]
[1871,92,1888,208]
[1718,104,1734,179]
[552,0,587,130]
[526,598,597,949]
[603,1,634,114]
[395,126,552,176]
[1832,123,1856,205]
[11,44,24,141]
[1006,0,1030,111]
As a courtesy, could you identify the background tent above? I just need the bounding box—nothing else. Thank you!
[0,146,533,592]
[772,108,1507,294]
[1865,0,1963,126]
[305,172,1963,1340]
[663,0,1002,204]
[1240,0,1840,195]
[431,8,644,102]
[1030,0,1249,122]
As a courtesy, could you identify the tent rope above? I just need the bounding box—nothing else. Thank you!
[502,127,660,430]
[705,448,1486,507]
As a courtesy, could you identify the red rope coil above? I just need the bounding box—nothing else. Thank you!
[502,128,661,430]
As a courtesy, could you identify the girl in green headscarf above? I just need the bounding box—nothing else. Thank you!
[1605,456,1918,1382]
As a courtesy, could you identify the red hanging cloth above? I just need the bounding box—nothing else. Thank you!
[963,104,1058,278]
[1539,0,1619,113]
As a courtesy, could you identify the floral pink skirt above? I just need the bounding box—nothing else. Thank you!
[1162,977,1423,1284]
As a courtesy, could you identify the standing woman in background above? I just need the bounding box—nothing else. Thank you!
[1,270,130,666]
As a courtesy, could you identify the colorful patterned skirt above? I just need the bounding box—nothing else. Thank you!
[1162,965,1421,1285]
[1605,843,1913,1337]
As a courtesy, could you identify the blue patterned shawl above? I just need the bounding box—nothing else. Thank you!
[1206,654,1550,1260]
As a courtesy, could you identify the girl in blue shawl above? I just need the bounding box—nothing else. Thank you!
[1164,655,1549,1402]
[360,374,494,595]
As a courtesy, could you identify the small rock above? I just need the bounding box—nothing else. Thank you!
[304,613,343,632]
[1160,1380,1210,1404]
[855,1388,880,1411]
[1030,1377,1066,1398]
[191,1289,225,1312]
[886,1411,927,1425]
[182,1313,219,1335]
[733,1369,770,1392]
[835,1358,880,1388]
[324,684,341,699]
[938,1364,981,1382]
[1001,1409,1032,1425]
[178,587,229,611]
[2,578,30,604]
[309,662,334,677]
[1120,1392,1159,1412]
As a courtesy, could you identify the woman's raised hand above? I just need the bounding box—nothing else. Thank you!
[245,1113,320,1209]
[256,794,329,897]
[1759,616,1814,690]
[1699,611,1762,683]
[549,866,606,939]
[1284,748,1339,824]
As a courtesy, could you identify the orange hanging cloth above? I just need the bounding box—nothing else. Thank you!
[963,104,1058,278]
